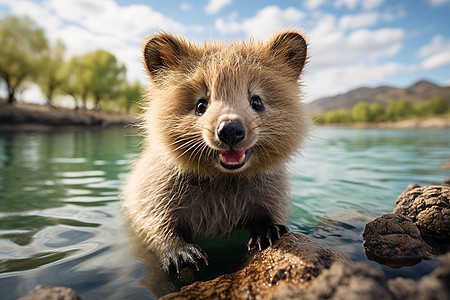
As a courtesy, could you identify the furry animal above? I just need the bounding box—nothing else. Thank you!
[123,30,309,273]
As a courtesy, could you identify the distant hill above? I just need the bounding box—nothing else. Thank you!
[307,80,450,114]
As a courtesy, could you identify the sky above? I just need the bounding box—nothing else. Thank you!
[1,0,450,103]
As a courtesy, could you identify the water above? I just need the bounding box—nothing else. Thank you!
[0,127,449,299]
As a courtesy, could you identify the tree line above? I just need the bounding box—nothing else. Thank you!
[0,16,143,113]
[314,97,449,124]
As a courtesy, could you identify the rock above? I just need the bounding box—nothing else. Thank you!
[362,214,431,267]
[273,252,450,300]
[394,185,450,238]
[441,178,450,187]
[19,285,82,300]
[161,232,350,300]
[440,160,450,170]
[272,261,394,300]
[387,277,417,300]
[387,252,450,300]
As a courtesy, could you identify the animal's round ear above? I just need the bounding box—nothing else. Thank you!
[143,33,187,79]
[269,31,308,78]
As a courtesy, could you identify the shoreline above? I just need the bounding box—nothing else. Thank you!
[0,101,138,131]
[316,116,450,129]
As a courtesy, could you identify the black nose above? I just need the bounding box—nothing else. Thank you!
[217,120,246,147]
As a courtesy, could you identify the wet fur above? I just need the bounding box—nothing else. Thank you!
[123,31,309,272]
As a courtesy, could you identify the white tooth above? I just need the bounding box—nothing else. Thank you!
[238,152,246,164]
[219,153,224,163]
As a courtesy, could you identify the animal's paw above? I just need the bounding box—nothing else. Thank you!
[161,243,209,274]
[248,224,289,251]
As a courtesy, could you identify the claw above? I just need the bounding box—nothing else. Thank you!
[274,225,281,240]
[247,237,253,251]
[256,235,262,251]
[173,258,180,274]
[267,231,272,247]
[247,224,290,252]
[160,243,208,274]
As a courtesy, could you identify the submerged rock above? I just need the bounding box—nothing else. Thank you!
[388,252,450,300]
[272,261,393,300]
[363,213,431,267]
[440,160,450,170]
[394,185,450,238]
[161,232,350,300]
[19,285,82,300]
[363,183,450,266]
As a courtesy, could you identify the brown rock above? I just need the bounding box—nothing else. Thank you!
[273,252,450,300]
[19,285,82,300]
[362,213,431,267]
[272,261,394,300]
[387,252,450,300]
[440,160,450,170]
[161,232,350,300]
[394,185,450,238]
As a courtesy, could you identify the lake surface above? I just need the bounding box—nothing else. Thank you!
[0,127,449,299]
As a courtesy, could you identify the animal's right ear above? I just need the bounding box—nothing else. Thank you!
[143,33,187,79]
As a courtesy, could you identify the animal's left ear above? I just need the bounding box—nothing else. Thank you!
[269,31,308,78]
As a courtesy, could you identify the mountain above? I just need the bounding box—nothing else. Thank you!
[307,80,450,114]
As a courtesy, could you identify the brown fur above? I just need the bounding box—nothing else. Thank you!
[123,30,309,272]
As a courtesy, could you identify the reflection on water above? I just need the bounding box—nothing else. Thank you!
[0,127,449,299]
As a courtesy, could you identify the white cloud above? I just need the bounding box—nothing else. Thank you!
[417,35,450,58]
[304,62,409,100]
[428,0,450,6]
[334,0,385,10]
[338,12,379,30]
[215,6,304,39]
[180,2,193,11]
[421,52,450,69]
[47,0,185,39]
[418,35,450,70]
[3,0,62,32]
[304,0,327,10]
[362,0,385,10]
[205,0,232,15]
[334,0,359,10]
[309,14,405,71]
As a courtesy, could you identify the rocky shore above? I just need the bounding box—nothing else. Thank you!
[319,116,450,129]
[0,101,137,130]
[20,182,450,299]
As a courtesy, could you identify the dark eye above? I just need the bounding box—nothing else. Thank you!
[250,95,264,112]
[195,99,208,115]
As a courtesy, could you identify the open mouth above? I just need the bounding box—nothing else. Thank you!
[218,149,251,170]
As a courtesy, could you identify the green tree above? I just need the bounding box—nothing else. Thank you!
[386,98,414,121]
[60,56,83,109]
[324,110,353,123]
[37,39,66,106]
[0,16,48,104]
[78,50,126,110]
[415,96,448,116]
[369,103,385,122]
[351,101,371,122]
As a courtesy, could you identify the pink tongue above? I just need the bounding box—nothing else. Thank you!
[219,150,245,165]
